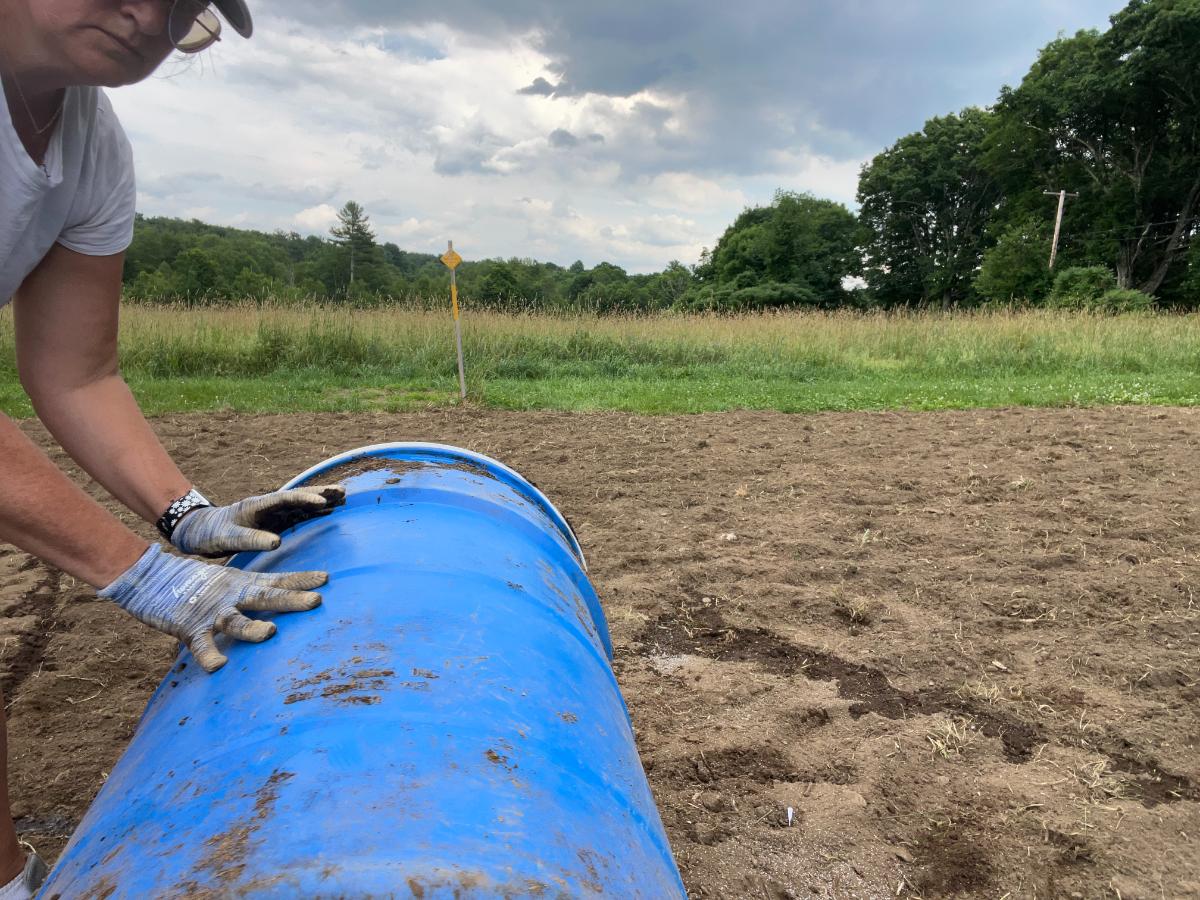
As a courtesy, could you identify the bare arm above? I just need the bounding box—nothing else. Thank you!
[0,411,147,587]
[13,243,194,527]
[4,244,330,672]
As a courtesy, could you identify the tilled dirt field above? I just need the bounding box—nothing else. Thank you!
[3,407,1199,898]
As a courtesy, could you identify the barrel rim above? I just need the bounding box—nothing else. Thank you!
[276,442,588,571]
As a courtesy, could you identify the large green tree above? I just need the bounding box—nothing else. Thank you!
[329,201,387,294]
[691,191,859,309]
[986,0,1200,295]
[857,108,999,308]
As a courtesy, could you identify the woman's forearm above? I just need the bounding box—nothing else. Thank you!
[0,412,148,587]
[26,373,194,525]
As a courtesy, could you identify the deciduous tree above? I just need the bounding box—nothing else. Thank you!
[694,191,858,309]
[986,0,1200,295]
[857,108,999,308]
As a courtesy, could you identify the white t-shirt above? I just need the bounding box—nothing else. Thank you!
[0,84,136,306]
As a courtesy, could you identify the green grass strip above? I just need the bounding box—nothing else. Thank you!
[2,305,1199,416]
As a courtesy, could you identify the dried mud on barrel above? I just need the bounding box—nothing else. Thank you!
[4,406,1199,898]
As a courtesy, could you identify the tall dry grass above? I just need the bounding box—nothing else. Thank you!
[3,303,1199,411]
[96,303,1200,378]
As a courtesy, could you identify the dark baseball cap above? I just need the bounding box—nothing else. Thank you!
[212,0,253,38]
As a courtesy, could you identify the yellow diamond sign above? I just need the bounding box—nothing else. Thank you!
[440,248,463,270]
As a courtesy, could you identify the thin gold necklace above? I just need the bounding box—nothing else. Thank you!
[5,70,64,136]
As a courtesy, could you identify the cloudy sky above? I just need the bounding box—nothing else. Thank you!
[112,0,1117,273]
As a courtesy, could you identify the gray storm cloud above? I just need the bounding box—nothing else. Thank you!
[518,77,558,96]
[258,0,1116,164]
[119,0,1120,272]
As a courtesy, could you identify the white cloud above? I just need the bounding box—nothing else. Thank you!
[293,204,340,231]
[181,206,217,220]
[112,16,748,270]
[639,173,747,214]
[625,214,704,248]
[106,1,1114,272]
[378,218,426,241]
[765,151,870,207]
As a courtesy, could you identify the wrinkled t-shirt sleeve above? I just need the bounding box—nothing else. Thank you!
[57,92,136,257]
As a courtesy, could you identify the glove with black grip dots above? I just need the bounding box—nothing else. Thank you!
[170,485,345,558]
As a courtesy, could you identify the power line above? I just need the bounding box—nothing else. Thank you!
[1053,215,1200,244]
[1061,215,1200,239]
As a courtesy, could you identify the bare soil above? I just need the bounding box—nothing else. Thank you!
[4,407,1199,899]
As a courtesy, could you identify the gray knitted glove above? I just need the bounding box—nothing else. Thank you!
[100,544,326,672]
[171,485,345,557]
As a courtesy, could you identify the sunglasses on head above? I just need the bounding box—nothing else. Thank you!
[168,0,223,53]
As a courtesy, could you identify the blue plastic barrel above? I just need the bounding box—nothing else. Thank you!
[40,443,685,899]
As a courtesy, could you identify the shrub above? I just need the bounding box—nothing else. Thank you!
[1046,266,1118,310]
[975,219,1053,304]
[1095,287,1153,313]
[728,281,822,309]
[1177,245,1200,309]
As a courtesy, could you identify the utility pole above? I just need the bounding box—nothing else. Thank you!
[1043,189,1079,270]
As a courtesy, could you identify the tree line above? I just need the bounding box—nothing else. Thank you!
[124,0,1199,312]
[123,204,700,312]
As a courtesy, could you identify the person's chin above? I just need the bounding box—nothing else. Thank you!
[74,31,162,86]
[77,57,143,87]
[76,50,156,87]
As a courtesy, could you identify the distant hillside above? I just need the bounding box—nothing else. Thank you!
[124,214,707,311]
[121,191,859,313]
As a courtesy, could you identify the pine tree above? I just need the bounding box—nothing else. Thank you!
[329,201,377,287]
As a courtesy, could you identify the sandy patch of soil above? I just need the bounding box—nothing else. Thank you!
[4,407,1199,898]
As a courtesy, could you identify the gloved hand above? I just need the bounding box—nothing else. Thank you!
[100,544,327,672]
[171,485,345,558]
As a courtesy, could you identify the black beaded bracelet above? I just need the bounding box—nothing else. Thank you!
[156,488,212,540]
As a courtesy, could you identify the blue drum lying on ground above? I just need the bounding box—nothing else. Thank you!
[40,443,686,899]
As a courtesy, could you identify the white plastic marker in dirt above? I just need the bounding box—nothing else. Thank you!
[441,240,467,400]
